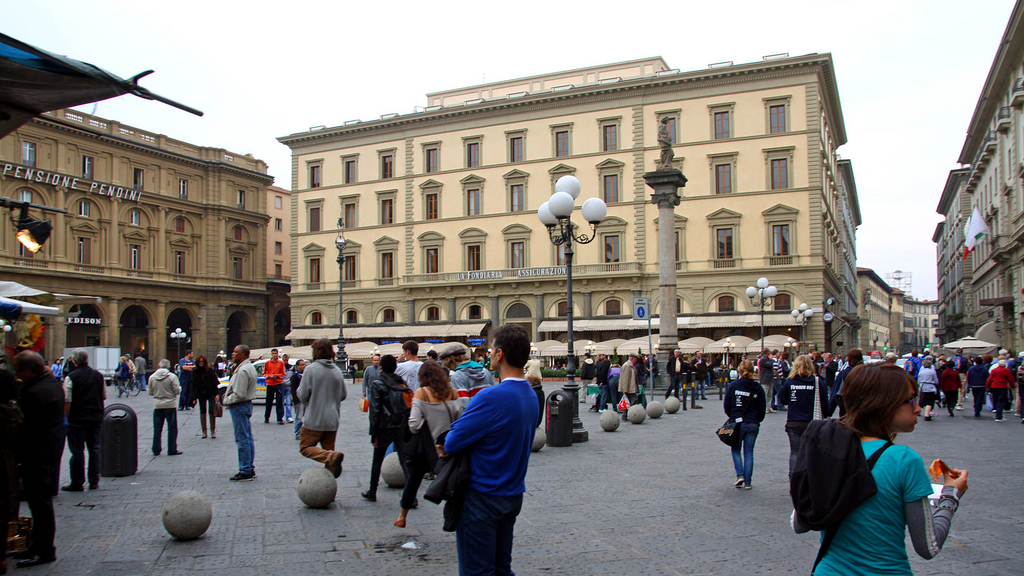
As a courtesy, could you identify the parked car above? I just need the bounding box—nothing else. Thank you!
[217,360,269,404]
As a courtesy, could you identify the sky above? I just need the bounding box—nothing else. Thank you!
[4,0,1015,300]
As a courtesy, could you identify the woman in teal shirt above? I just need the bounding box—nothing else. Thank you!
[799,363,969,575]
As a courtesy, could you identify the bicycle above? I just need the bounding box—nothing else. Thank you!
[115,377,141,397]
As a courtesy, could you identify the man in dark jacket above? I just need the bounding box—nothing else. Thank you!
[758,351,775,413]
[12,351,64,567]
[665,349,683,400]
[62,348,105,492]
[593,353,611,412]
[579,353,596,405]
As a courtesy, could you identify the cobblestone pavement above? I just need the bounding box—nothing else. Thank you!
[15,382,1024,575]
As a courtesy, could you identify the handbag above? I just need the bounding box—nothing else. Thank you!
[358,397,369,412]
[716,420,741,447]
[213,401,223,418]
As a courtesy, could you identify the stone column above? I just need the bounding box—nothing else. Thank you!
[408,299,416,325]
[157,208,168,271]
[490,296,500,340]
[109,199,120,266]
[448,298,457,323]
[583,292,592,318]
[535,293,545,342]
[644,169,687,391]
[103,298,119,348]
[155,301,167,362]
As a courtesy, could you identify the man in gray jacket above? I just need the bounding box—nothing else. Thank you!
[297,338,347,477]
[149,359,182,456]
[223,345,258,482]
[361,354,381,403]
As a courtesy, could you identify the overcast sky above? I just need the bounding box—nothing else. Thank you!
[5,0,1015,300]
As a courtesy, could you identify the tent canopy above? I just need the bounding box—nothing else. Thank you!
[705,335,754,353]
[745,334,794,353]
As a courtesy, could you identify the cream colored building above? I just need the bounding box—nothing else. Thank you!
[0,108,275,362]
[279,55,859,351]
[857,268,893,354]
[266,185,292,345]
[933,168,975,343]
[903,297,938,351]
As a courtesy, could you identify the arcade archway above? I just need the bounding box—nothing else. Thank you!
[119,305,149,357]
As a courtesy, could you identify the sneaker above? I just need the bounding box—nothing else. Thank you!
[743,484,753,490]
[277,421,285,425]
[956,406,964,410]
[230,471,256,482]
[995,418,1006,422]
[734,476,744,488]
[361,490,376,502]
[287,418,294,423]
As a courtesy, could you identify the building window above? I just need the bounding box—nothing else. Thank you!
[310,311,323,325]
[344,159,357,184]
[602,174,619,203]
[771,159,789,189]
[77,237,91,264]
[381,154,394,179]
[344,255,357,281]
[275,195,283,209]
[511,241,526,268]
[509,136,524,163]
[467,245,481,271]
[344,203,357,228]
[22,142,35,167]
[82,155,94,179]
[274,218,282,231]
[310,165,321,188]
[716,228,734,259]
[772,224,790,256]
[129,209,140,226]
[774,293,791,311]
[381,252,394,279]
[510,184,524,212]
[469,305,482,320]
[605,299,621,316]
[309,206,321,232]
[770,105,786,134]
[425,192,439,220]
[129,245,141,270]
[175,251,186,275]
[602,124,617,152]
[427,306,440,321]
[604,235,620,263]
[425,248,439,273]
[466,189,480,216]
[274,241,282,255]
[466,142,480,168]
[133,168,144,190]
[78,200,91,217]
[382,308,396,323]
[175,217,186,233]
[664,117,677,144]
[675,231,681,262]
[715,164,732,195]
[346,310,358,324]
[425,147,439,173]
[557,301,568,317]
[555,130,570,157]
[233,226,243,241]
[555,243,567,266]
[232,257,243,279]
[237,190,246,209]
[381,198,394,224]
[178,178,188,199]
[714,111,730,139]
[718,295,735,312]
[308,258,321,284]
[19,190,32,203]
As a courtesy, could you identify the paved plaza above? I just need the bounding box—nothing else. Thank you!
[15,381,1024,575]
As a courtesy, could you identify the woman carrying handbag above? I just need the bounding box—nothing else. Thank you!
[395,361,463,528]
[723,360,766,490]
[193,355,221,439]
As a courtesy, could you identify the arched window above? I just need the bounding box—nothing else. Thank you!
[382,308,396,323]
[233,226,243,241]
[426,306,440,321]
[677,299,682,314]
[718,295,735,312]
[175,217,185,233]
[556,302,567,317]
[345,310,357,324]
[468,305,482,320]
[506,303,531,318]
[309,311,323,325]
[605,299,621,316]
[773,293,792,311]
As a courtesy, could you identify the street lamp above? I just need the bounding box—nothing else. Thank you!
[530,342,539,358]
[335,218,349,372]
[791,303,813,354]
[725,336,737,367]
[745,277,778,353]
[538,175,607,444]
[170,328,187,362]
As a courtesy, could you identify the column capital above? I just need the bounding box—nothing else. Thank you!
[644,169,686,209]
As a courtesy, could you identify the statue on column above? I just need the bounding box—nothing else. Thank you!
[657,117,675,171]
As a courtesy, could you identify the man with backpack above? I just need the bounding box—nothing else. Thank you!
[362,354,412,501]
[904,350,923,380]
[297,339,347,478]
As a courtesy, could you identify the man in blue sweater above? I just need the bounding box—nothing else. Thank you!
[443,323,539,575]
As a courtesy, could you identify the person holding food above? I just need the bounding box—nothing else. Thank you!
[803,363,968,576]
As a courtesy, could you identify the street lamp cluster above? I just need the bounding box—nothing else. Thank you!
[335,218,349,371]
[746,277,778,351]
[170,327,187,360]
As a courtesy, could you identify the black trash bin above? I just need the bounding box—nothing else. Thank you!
[101,403,137,477]
[545,390,573,447]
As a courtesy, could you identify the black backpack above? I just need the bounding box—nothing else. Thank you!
[790,419,892,571]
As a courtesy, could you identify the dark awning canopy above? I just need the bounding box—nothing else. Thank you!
[0,32,202,137]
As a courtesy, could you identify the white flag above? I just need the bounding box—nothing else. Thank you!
[963,207,990,257]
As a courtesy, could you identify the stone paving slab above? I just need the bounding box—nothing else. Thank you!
[13,382,1024,574]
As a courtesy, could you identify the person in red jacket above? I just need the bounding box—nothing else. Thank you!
[263,349,287,424]
[986,359,1014,422]
[939,362,962,418]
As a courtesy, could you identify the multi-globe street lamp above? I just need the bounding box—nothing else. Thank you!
[745,277,778,352]
[791,303,813,354]
[538,175,607,444]
[725,336,737,367]
[170,328,187,362]
[335,218,349,372]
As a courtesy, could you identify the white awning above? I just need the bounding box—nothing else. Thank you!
[538,314,800,333]
[287,323,488,341]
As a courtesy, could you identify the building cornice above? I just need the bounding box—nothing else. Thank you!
[935,168,969,215]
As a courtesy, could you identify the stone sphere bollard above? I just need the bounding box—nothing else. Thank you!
[646,401,664,419]
[162,491,212,539]
[532,426,546,451]
[599,410,620,431]
[296,466,337,509]
[381,452,406,488]
[627,404,647,424]
[664,396,681,414]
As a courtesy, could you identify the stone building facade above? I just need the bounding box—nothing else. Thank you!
[279,55,860,352]
[857,267,893,354]
[933,168,975,343]
[266,185,292,346]
[0,109,274,362]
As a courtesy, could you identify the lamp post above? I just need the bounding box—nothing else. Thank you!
[791,303,813,355]
[170,328,187,362]
[745,277,778,352]
[538,175,607,444]
[335,218,349,372]
[725,337,736,367]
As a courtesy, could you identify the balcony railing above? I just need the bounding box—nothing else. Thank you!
[1013,78,1024,107]
[402,261,642,285]
[768,255,793,266]
[377,278,394,287]
[712,258,736,269]
[998,106,1012,132]
[13,258,48,269]
[303,283,323,291]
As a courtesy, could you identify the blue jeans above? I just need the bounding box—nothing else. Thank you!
[153,408,178,454]
[972,387,986,416]
[772,378,784,409]
[456,488,523,576]
[136,373,146,391]
[730,422,759,484]
[598,384,613,410]
[283,385,293,420]
[229,401,255,473]
[293,401,304,437]
[178,379,192,409]
[67,423,101,488]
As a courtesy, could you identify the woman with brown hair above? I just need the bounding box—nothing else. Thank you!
[192,354,220,439]
[777,354,828,475]
[797,363,969,575]
[394,361,462,528]
[723,359,766,489]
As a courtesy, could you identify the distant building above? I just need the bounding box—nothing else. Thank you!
[903,297,939,351]
[857,267,893,353]
[266,185,292,346]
